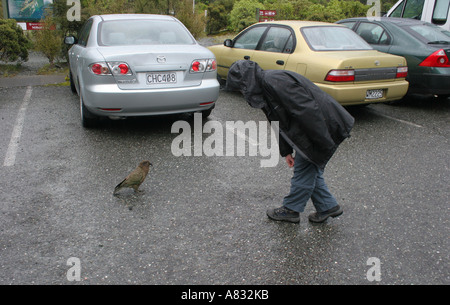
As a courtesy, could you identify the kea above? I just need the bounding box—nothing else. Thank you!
[114,160,152,195]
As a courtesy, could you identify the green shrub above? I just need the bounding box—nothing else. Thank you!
[0,19,30,62]
[33,13,62,65]
[230,0,264,32]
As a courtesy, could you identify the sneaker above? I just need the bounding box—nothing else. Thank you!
[308,205,343,223]
[267,206,300,223]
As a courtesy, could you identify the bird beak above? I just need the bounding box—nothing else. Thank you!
[150,163,153,167]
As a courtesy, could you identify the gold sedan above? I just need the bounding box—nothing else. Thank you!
[209,21,409,105]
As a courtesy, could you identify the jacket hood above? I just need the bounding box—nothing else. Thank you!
[226,60,266,109]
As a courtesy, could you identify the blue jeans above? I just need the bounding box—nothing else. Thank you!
[283,153,338,213]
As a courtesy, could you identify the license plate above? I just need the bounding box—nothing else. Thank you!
[366,89,384,99]
[147,72,177,84]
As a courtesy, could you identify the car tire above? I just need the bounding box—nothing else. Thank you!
[201,108,213,118]
[69,72,77,94]
[217,75,226,89]
[80,94,98,128]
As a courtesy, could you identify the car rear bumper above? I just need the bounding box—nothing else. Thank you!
[82,79,220,117]
[408,72,450,95]
[317,80,409,106]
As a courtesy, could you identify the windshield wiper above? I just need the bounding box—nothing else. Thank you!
[428,40,450,44]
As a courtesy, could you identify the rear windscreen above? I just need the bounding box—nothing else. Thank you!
[98,19,195,46]
[302,26,373,51]
[408,23,450,42]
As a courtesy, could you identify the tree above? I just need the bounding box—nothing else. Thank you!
[332,0,370,20]
[264,0,294,20]
[175,0,206,38]
[0,19,29,62]
[33,12,62,65]
[207,0,233,34]
[229,0,264,32]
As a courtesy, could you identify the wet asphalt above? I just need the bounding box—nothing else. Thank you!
[0,73,449,285]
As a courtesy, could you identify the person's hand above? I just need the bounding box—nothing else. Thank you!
[285,154,295,168]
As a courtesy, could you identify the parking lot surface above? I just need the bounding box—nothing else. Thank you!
[0,78,449,285]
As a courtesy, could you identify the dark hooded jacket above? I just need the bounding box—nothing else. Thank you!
[226,60,355,169]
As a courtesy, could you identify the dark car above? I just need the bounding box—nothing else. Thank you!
[337,17,450,98]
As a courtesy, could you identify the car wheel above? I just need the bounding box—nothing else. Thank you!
[80,94,98,128]
[217,74,226,89]
[69,72,77,94]
[201,108,213,118]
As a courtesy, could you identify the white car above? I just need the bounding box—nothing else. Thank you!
[65,14,219,127]
[386,0,450,31]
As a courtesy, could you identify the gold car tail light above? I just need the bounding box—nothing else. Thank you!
[396,66,408,78]
[325,69,355,82]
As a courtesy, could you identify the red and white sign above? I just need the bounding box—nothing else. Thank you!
[259,10,276,22]
[26,23,45,30]
[259,10,277,17]
[26,23,56,30]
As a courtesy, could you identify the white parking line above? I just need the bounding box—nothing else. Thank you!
[368,108,424,128]
[3,86,32,167]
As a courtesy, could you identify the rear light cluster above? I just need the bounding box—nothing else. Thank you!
[190,59,217,73]
[325,69,355,82]
[419,49,450,67]
[396,66,408,78]
[325,66,408,82]
[89,62,132,75]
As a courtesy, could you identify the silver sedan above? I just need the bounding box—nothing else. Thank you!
[65,14,219,127]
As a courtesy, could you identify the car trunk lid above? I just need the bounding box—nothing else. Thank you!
[97,45,209,90]
[307,50,407,83]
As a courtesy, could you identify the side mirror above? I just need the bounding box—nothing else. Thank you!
[64,36,77,45]
[224,39,233,47]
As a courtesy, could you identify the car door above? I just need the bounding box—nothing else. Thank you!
[251,25,295,70]
[354,21,393,53]
[219,25,268,73]
[69,18,94,85]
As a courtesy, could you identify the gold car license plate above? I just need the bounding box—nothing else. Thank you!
[147,72,177,84]
[366,89,384,99]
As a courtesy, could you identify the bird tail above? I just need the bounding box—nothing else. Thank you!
[113,179,125,195]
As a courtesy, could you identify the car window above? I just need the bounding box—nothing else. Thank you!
[78,19,93,47]
[356,22,390,45]
[98,19,195,46]
[390,0,405,17]
[284,35,294,53]
[233,26,267,50]
[302,26,372,51]
[432,0,450,25]
[259,26,294,53]
[339,21,357,29]
[403,0,425,19]
[408,23,450,41]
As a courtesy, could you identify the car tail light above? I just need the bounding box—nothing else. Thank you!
[109,62,132,75]
[89,62,132,75]
[190,59,217,73]
[396,66,408,78]
[325,69,355,82]
[90,63,111,75]
[419,49,450,67]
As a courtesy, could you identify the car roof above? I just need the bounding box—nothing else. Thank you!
[97,14,177,21]
[339,17,431,27]
[258,20,346,28]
